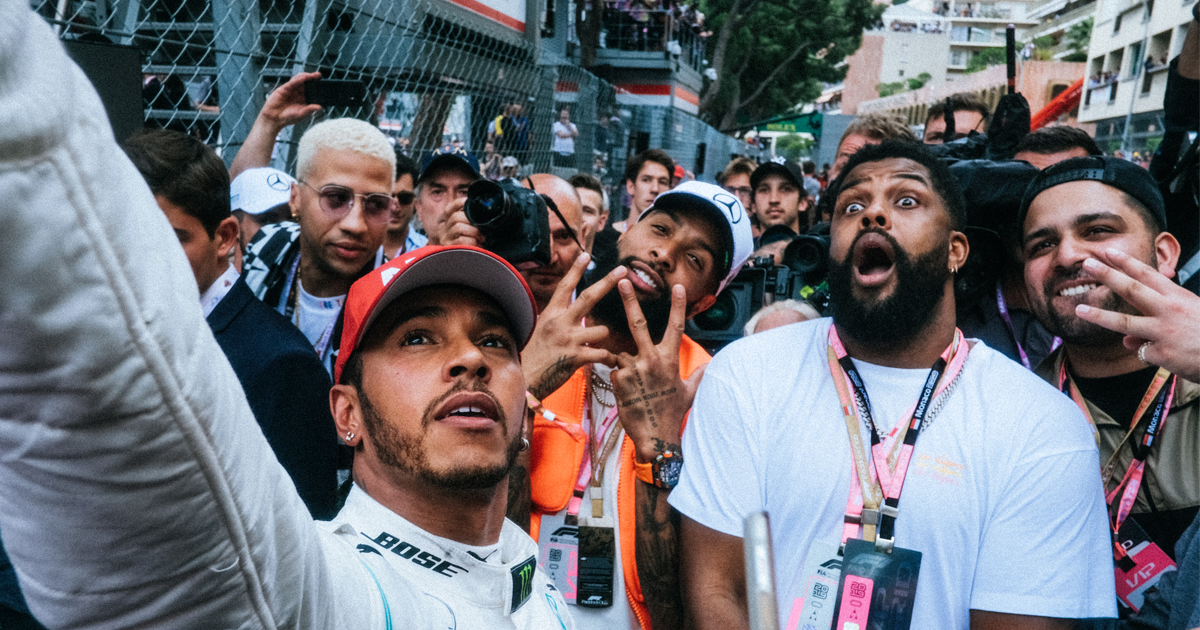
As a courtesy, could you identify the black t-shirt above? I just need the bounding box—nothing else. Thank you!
[1072,365,1160,429]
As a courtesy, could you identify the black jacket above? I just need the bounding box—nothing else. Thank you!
[207,276,340,519]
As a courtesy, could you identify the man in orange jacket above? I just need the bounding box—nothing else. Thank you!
[514,182,753,630]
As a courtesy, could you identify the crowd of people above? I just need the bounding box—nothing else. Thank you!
[0,1,1198,629]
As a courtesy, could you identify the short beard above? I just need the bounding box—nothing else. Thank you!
[1033,259,1152,347]
[358,383,522,490]
[581,255,674,343]
[827,229,950,353]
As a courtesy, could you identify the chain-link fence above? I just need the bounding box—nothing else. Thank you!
[33,0,749,216]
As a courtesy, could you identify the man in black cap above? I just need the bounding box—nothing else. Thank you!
[751,157,809,235]
[1021,156,1198,617]
[414,145,483,246]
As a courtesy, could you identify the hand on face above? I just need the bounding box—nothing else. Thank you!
[522,253,627,400]
[1074,248,1196,381]
[610,281,706,464]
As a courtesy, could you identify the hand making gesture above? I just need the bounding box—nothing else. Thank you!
[522,253,629,399]
[1076,248,1200,382]
[611,280,706,464]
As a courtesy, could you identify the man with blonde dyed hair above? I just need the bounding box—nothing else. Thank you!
[244,117,396,373]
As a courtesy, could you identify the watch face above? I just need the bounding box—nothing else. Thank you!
[657,456,684,488]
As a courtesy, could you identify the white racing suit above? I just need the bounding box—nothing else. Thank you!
[0,1,571,628]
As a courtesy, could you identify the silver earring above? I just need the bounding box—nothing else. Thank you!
[345,432,355,441]
[519,437,530,452]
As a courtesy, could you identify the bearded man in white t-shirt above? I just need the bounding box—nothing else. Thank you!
[670,140,1117,630]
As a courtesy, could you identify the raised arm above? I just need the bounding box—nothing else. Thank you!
[0,5,336,627]
[228,71,322,180]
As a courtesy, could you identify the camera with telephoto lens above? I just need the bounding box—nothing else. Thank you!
[685,234,832,353]
[464,179,552,268]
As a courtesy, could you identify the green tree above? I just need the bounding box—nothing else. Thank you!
[774,133,814,161]
[965,46,1006,73]
[699,0,883,129]
[1063,17,1093,62]
[876,81,906,97]
[906,71,932,90]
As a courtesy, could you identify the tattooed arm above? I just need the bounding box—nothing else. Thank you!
[636,442,684,630]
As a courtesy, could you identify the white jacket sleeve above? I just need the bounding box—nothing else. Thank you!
[0,1,343,627]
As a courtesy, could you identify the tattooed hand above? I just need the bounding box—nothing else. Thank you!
[611,280,707,464]
[522,253,629,400]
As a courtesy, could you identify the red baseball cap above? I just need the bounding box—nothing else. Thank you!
[334,246,537,383]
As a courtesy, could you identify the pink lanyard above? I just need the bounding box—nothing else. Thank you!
[995,282,1061,370]
[828,325,968,551]
[1058,363,1175,563]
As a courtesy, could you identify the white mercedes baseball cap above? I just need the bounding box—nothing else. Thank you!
[648,181,754,294]
[230,167,296,215]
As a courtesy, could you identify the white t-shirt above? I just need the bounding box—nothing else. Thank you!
[537,364,638,630]
[553,121,577,155]
[669,318,1116,629]
[295,280,345,363]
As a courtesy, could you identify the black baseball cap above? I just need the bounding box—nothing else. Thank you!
[1019,156,1167,232]
[750,157,807,196]
[419,145,481,183]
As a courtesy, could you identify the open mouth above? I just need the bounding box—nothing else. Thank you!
[628,261,664,295]
[435,392,501,429]
[852,232,896,288]
[1058,283,1097,298]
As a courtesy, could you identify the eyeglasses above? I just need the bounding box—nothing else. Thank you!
[299,181,395,224]
[724,186,753,198]
[393,191,416,205]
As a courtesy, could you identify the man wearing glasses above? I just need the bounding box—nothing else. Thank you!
[243,117,397,374]
[381,151,427,262]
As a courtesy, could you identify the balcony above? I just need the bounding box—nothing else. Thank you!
[595,9,708,72]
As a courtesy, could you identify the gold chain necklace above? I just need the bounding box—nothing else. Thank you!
[590,368,616,408]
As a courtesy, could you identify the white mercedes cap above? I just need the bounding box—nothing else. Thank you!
[649,181,754,294]
[230,167,296,215]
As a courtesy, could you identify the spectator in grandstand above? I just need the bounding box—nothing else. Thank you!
[414,146,482,247]
[501,155,521,181]
[241,118,396,374]
[569,172,611,254]
[552,107,579,168]
[122,129,340,519]
[613,148,674,232]
[923,92,990,144]
[1021,158,1199,603]
[1013,126,1103,170]
[382,150,427,260]
[742,298,820,335]
[716,156,757,213]
[481,140,503,180]
[675,141,1116,630]
[228,70,323,181]
[751,157,809,235]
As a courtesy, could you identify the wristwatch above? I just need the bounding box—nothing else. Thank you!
[634,450,683,489]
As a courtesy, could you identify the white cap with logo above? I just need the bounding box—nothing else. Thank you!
[648,181,754,294]
[230,167,296,215]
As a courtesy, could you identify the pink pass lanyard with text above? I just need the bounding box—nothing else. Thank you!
[566,402,621,518]
[1058,363,1175,562]
[828,325,968,551]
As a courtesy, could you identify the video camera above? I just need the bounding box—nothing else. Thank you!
[464,179,552,268]
[686,234,832,353]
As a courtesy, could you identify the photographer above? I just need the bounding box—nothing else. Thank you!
[414,146,483,246]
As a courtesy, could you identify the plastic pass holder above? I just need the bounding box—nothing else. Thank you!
[1114,518,1176,612]
[832,539,922,630]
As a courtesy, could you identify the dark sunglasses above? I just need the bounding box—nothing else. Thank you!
[300,181,395,224]
[393,191,416,205]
